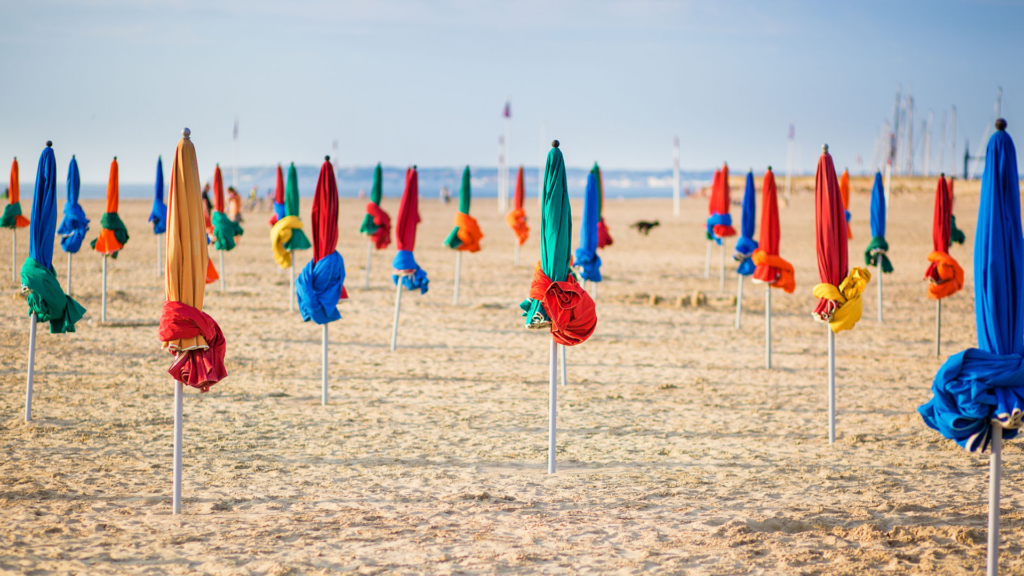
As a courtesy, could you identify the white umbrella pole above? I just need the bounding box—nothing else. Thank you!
[101,255,108,323]
[765,287,772,370]
[364,241,372,289]
[719,243,726,294]
[24,312,37,423]
[453,252,462,305]
[560,343,567,387]
[289,250,295,312]
[936,299,942,357]
[12,230,16,284]
[321,324,328,406]
[172,379,183,514]
[877,260,883,322]
[704,240,711,278]
[514,242,520,268]
[593,281,598,301]
[390,278,404,352]
[219,250,225,292]
[828,328,836,444]
[66,252,72,296]
[987,422,1003,576]
[735,273,744,329]
[548,338,557,474]
[157,233,162,277]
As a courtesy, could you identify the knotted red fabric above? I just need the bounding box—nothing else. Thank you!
[813,147,849,320]
[597,218,613,248]
[395,168,421,251]
[159,301,227,392]
[366,202,391,249]
[311,159,339,264]
[925,176,963,299]
[529,265,597,346]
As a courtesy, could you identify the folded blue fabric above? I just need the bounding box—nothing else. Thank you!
[706,213,732,246]
[297,251,345,325]
[392,250,429,294]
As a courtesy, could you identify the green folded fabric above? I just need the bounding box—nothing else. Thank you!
[21,257,86,333]
[283,228,310,251]
[864,236,893,273]
[0,202,23,228]
[89,212,130,258]
[950,215,966,246]
[211,210,244,251]
[443,227,462,249]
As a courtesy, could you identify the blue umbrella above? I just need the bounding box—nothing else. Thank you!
[149,156,168,234]
[864,172,892,273]
[733,170,758,276]
[918,118,1021,576]
[573,170,602,283]
[57,156,89,253]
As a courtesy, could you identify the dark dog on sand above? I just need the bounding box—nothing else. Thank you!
[630,220,660,235]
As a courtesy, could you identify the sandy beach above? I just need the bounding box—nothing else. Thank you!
[1,180,1020,575]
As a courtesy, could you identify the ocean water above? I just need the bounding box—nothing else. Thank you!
[67,166,714,201]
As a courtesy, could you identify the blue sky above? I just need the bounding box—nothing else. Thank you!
[0,0,1019,183]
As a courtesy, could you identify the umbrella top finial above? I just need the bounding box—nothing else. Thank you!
[941,172,945,178]
[182,127,191,139]
[552,140,559,148]
[822,143,829,153]
[996,118,1007,131]
[45,141,52,147]
[767,165,772,171]
[113,156,117,160]
[413,164,417,170]
[325,155,330,161]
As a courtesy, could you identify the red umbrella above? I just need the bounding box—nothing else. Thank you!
[925,175,963,300]
[390,167,429,350]
[709,163,736,238]
[752,168,795,293]
[396,168,420,251]
[212,165,225,213]
[312,160,338,265]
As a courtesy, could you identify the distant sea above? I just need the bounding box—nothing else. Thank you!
[63,166,716,201]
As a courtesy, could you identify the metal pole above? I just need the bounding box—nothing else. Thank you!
[12,230,16,284]
[66,252,72,296]
[390,278,403,352]
[364,241,372,289]
[321,324,328,406]
[173,379,183,514]
[219,250,225,292]
[988,423,1003,576]
[453,252,462,305]
[289,250,295,312]
[548,338,557,474]
[157,233,162,277]
[765,288,772,370]
[936,299,942,357]
[102,255,108,323]
[25,312,37,423]
[593,281,598,301]
[877,260,883,322]
[560,343,567,387]
[828,328,836,444]
[704,241,711,278]
[719,243,726,294]
[735,273,744,329]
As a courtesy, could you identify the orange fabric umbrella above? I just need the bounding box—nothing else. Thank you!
[840,168,853,240]
[505,166,529,245]
[2,158,30,228]
[92,158,129,255]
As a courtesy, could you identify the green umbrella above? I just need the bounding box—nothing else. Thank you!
[443,166,481,250]
[359,163,383,236]
[284,163,312,251]
[522,144,572,327]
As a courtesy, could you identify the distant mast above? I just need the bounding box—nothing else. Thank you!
[498,135,505,213]
[672,136,680,216]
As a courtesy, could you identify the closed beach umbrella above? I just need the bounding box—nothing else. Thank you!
[707,162,736,292]
[864,172,892,273]
[149,157,168,234]
[297,157,347,405]
[21,142,87,422]
[210,164,243,252]
[389,167,430,351]
[752,168,795,369]
[594,163,612,248]
[270,163,312,309]
[268,164,285,226]
[57,155,89,254]
[4,157,29,283]
[444,166,483,304]
[925,174,965,356]
[812,144,870,444]
[159,128,228,514]
[505,165,529,266]
[91,157,129,257]
[574,169,602,283]
[359,163,391,288]
[521,141,597,474]
[840,168,853,239]
[733,170,758,276]
[703,169,721,278]
[918,119,1022,576]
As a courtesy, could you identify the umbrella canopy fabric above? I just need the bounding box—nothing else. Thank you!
[949,178,967,246]
[21,145,86,334]
[706,163,736,244]
[91,158,130,257]
[864,172,893,273]
[57,156,89,253]
[594,163,613,248]
[752,168,796,293]
[505,166,529,246]
[443,166,483,252]
[297,158,347,325]
[360,163,392,250]
[283,163,311,251]
[159,129,227,392]
[840,168,853,240]
[812,146,870,333]
[210,165,244,251]
[149,156,168,234]
[268,164,286,226]
[269,164,312,269]
[919,120,1024,452]
[925,176,964,300]
[2,157,30,229]
[392,167,429,293]
[574,170,602,282]
[733,170,759,276]
[520,143,597,346]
